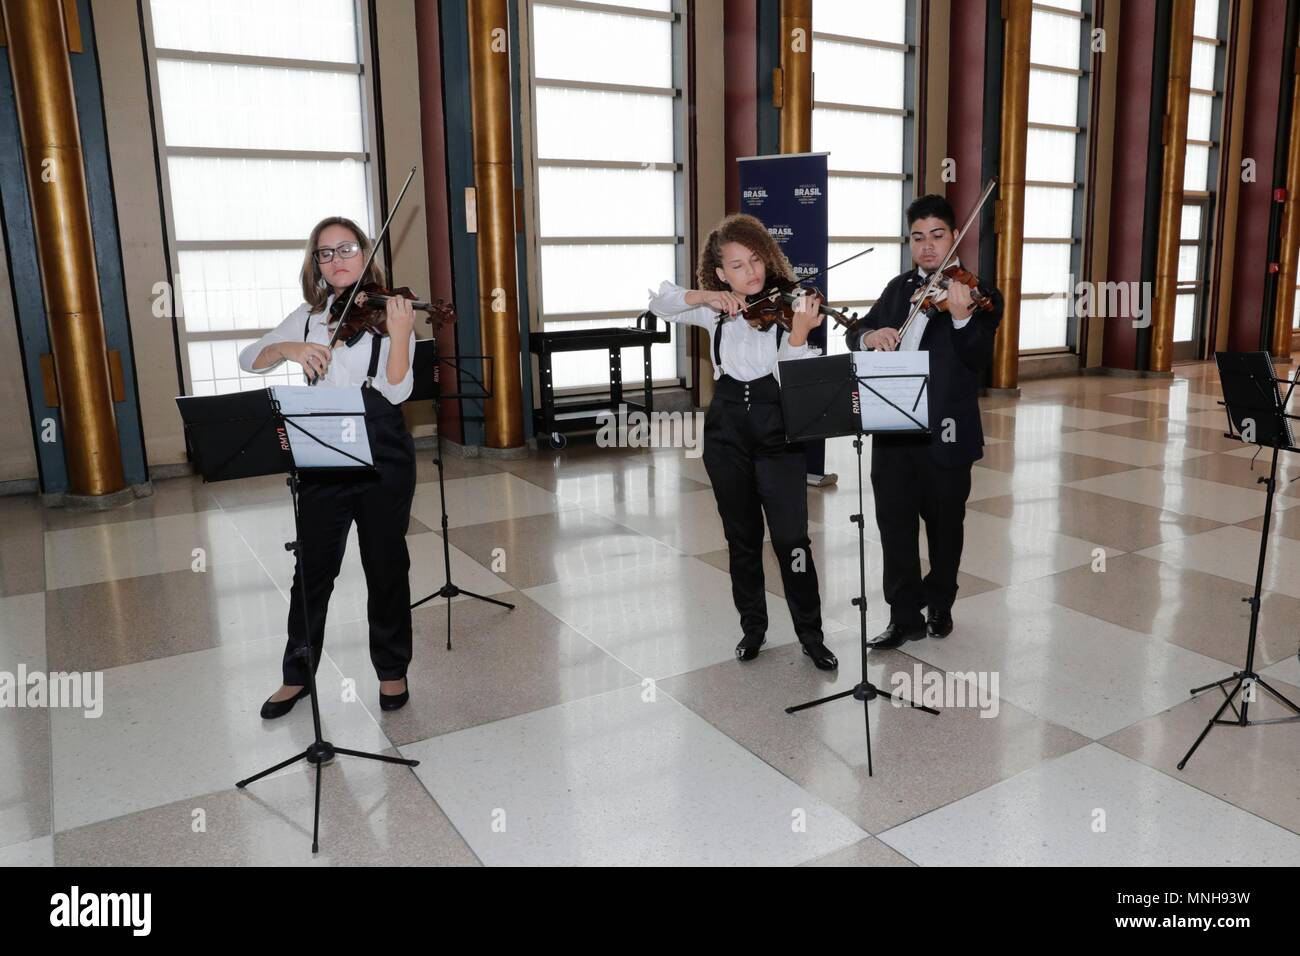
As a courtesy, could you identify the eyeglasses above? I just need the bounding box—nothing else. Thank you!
[313,241,361,264]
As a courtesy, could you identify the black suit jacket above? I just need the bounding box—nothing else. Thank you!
[846,269,1003,468]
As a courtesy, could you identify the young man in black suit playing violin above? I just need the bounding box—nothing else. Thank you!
[846,194,1003,647]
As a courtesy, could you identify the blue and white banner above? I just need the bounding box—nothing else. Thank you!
[738,152,830,476]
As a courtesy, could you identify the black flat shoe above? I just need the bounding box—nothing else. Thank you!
[801,641,839,670]
[927,607,954,638]
[260,685,310,720]
[735,634,767,661]
[379,680,410,712]
[866,620,927,649]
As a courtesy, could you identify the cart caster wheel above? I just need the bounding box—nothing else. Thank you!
[548,432,567,450]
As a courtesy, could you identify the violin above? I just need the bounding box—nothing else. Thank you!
[908,265,994,316]
[329,281,456,346]
[728,276,863,334]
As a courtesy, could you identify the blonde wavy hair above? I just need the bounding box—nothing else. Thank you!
[299,216,387,313]
[697,213,796,292]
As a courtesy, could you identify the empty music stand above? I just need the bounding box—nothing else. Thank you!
[777,351,938,776]
[408,339,514,649]
[178,386,420,853]
[1178,352,1300,770]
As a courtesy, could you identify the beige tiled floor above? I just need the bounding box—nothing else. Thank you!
[3,355,1299,865]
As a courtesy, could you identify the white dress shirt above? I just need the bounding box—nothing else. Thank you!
[647,280,819,383]
[238,294,416,405]
[898,262,972,352]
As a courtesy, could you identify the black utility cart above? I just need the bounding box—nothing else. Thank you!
[530,311,671,449]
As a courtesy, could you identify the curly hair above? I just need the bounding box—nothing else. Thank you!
[697,214,796,292]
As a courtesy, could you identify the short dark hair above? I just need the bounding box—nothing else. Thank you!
[906,194,956,231]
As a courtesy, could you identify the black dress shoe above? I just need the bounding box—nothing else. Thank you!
[927,607,954,638]
[260,685,310,720]
[735,634,767,661]
[801,641,839,670]
[865,620,927,649]
[379,680,410,712]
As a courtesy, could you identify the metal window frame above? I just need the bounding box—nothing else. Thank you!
[140,0,380,396]
[814,0,916,301]
[1019,0,1091,355]
[1175,0,1229,360]
[521,0,686,397]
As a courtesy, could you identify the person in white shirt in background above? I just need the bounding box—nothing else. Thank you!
[648,213,838,670]
[238,216,418,718]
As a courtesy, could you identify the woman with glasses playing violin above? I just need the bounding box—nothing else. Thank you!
[647,213,838,671]
[238,216,419,719]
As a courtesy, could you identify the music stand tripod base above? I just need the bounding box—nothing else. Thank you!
[1179,352,1300,770]
[776,353,941,776]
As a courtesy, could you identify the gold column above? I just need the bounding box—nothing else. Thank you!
[991,0,1032,389]
[1272,30,1300,359]
[1150,0,1194,373]
[778,0,812,153]
[467,0,524,449]
[2,0,124,495]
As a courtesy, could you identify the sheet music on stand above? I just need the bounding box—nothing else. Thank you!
[851,350,930,432]
[271,386,373,469]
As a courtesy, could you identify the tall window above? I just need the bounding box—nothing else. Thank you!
[525,0,682,391]
[1021,0,1089,352]
[1178,0,1225,356]
[812,0,913,357]
[144,0,375,396]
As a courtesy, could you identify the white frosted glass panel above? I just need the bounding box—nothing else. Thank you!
[1293,289,1300,329]
[167,156,369,241]
[560,0,671,11]
[813,0,906,42]
[826,241,902,303]
[1025,128,1077,182]
[157,60,363,151]
[1187,92,1213,142]
[1184,145,1210,191]
[541,243,676,315]
[813,40,905,109]
[1030,10,1081,70]
[542,318,676,390]
[535,88,674,163]
[177,249,305,333]
[149,0,358,62]
[828,176,904,237]
[1028,69,1079,125]
[1021,244,1072,295]
[1178,245,1200,283]
[1019,297,1068,350]
[532,6,672,87]
[188,339,297,396]
[814,110,904,173]
[1181,204,1202,241]
[1194,0,1220,40]
[538,167,675,237]
[1191,40,1217,89]
[1023,185,1075,238]
[1047,0,1083,10]
[1174,293,1196,341]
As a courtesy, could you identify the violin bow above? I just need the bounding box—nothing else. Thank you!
[895,176,999,343]
[312,165,419,381]
[716,245,876,323]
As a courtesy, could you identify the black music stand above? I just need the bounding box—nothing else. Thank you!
[777,352,938,777]
[1177,352,1300,770]
[408,340,514,650]
[177,387,419,854]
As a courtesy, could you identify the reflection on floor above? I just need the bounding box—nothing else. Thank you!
[3,358,1299,866]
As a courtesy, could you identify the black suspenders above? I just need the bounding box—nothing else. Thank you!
[303,312,384,387]
[712,317,784,376]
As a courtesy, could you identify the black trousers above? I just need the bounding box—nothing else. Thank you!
[282,388,416,685]
[870,440,972,626]
[702,375,823,644]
